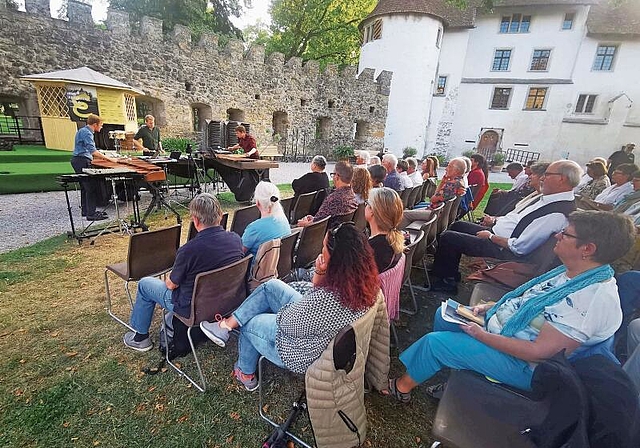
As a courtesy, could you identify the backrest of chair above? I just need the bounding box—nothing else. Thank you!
[400,187,411,209]
[294,216,330,269]
[279,197,294,222]
[249,238,282,291]
[425,178,438,198]
[411,215,437,266]
[310,188,327,216]
[353,203,367,232]
[128,224,182,279]
[331,210,356,226]
[437,198,455,235]
[379,254,406,321]
[230,205,260,237]
[403,231,424,282]
[427,203,444,248]
[277,230,300,282]
[291,190,317,223]
[447,195,464,227]
[188,255,253,326]
[188,212,229,241]
[407,185,422,209]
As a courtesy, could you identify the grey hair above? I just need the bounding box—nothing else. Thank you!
[382,153,398,169]
[189,193,222,227]
[254,181,286,218]
[554,160,583,188]
[357,150,371,164]
[312,155,327,170]
[568,211,635,263]
[370,156,381,165]
[406,157,417,169]
[448,158,467,175]
[529,162,550,176]
[460,156,472,173]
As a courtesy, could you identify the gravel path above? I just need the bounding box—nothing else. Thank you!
[0,163,510,253]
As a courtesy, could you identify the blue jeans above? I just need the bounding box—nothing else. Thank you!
[129,277,174,334]
[399,306,534,391]
[233,279,302,374]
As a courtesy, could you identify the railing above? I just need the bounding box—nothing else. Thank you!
[503,148,540,165]
[0,115,45,145]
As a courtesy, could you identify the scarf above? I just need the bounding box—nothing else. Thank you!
[484,264,614,337]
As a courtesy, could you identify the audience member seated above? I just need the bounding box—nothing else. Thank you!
[199,223,380,390]
[399,158,467,229]
[613,170,640,225]
[291,155,330,198]
[623,318,640,396]
[123,193,244,352]
[368,164,387,188]
[575,157,608,192]
[578,163,638,211]
[480,162,549,224]
[366,187,405,273]
[241,181,291,259]
[429,160,580,293]
[484,162,533,215]
[405,157,422,186]
[354,150,370,168]
[575,160,610,200]
[468,153,489,207]
[382,154,404,192]
[397,160,413,190]
[369,155,381,166]
[386,211,634,401]
[608,142,635,178]
[297,161,358,227]
[352,166,372,205]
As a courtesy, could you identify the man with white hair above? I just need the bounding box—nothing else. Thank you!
[355,150,370,168]
[382,153,404,192]
[406,157,423,186]
[429,160,581,293]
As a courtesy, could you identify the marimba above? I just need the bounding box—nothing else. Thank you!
[204,154,279,201]
[90,157,167,182]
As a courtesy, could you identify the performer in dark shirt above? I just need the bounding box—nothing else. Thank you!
[133,115,162,154]
[292,155,330,196]
[608,143,635,178]
[228,125,259,159]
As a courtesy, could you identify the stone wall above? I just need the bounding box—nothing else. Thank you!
[0,2,391,156]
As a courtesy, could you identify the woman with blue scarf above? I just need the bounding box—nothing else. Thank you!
[387,211,635,402]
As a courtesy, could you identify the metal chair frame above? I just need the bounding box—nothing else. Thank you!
[400,231,424,315]
[406,214,438,292]
[104,224,181,330]
[293,216,330,271]
[290,190,317,224]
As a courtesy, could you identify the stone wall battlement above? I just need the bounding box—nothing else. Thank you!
[0,0,391,154]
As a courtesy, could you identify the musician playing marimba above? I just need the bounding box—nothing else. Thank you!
[227,125,259,159]
[133,114,163,155]
[70,114,117,221]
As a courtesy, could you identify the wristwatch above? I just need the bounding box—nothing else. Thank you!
[488,233,494,241]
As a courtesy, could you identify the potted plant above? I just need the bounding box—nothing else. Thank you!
[490,152,505,172]
[333,145,354,161]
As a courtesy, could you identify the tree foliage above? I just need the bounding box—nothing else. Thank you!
[109,0,243,38]
[266,0,376,67]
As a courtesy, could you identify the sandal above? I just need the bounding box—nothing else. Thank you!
[387,378,411,403]
[425,382,447,400]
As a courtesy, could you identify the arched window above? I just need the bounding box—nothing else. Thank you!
[191,103,212,131]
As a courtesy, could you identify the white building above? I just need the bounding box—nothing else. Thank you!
[358,0,640,165]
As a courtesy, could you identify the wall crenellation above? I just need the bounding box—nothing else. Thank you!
[1,1,390,154]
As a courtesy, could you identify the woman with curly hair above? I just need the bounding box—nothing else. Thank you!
[200,223,380,390]
[352,166,373,204]
[366,187,404,273]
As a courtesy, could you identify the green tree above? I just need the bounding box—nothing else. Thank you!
[109,0,243,38]
[266,0,376,67]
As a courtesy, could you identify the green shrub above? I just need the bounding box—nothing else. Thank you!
[462,150,476,158]
[333,145,354,160]
[161,137,196,153]
[491,152,506,165]
[402,146,417,158]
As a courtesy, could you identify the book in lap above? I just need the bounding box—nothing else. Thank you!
[441,299,485,326]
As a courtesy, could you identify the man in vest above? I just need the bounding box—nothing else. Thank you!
[429,160,581,293]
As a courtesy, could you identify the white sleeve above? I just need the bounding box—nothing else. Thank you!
[507,213,568,256]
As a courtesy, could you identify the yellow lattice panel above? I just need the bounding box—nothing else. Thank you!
[42,117,77,150]
[124,94,137,122]
[36,84,69,118]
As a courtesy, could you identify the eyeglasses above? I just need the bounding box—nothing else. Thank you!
[559,229,581,240]
[543,172,563,177]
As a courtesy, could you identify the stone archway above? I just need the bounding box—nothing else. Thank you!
[191,103,212,132]
[227,108,245,122]
[272,111,289,140]
[135,96,166,126]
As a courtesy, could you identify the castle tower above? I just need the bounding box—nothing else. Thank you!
[358,0,474,156]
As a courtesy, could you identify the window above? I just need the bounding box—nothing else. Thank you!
[575,94,597,113]
[525,87,548,110]
[500,14,531,33]
[592,45,617,71]
[363,19,382,44]
[491,88,512,110]
[530,49,551,71]
[436,76,447,95]
[562,13,574,30]
[492,49,512,71]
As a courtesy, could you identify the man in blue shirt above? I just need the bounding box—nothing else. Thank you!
[70,114,115,220]
[123,193,244,353]
[382,153,405,192]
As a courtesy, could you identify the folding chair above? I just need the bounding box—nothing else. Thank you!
[279,196,295,222]
[352,203,367,232]
[104,224,181,330]
[424,178,438,199]
[248,238,281,292]
[293,216,330,271]
[399,231,424,315]
[187,212,228,241]
[406,214,438,291]
[330,210,356,227]
[407,185,422,209]
[436,198,455,236]
[164,255,252,392]
[230,204,260,236]
[277,230,301,282]
[400,188,411,209]
[446,195,464,229]
[379,254,406,347]
[290,191,317,224]
[310,188,327,216]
